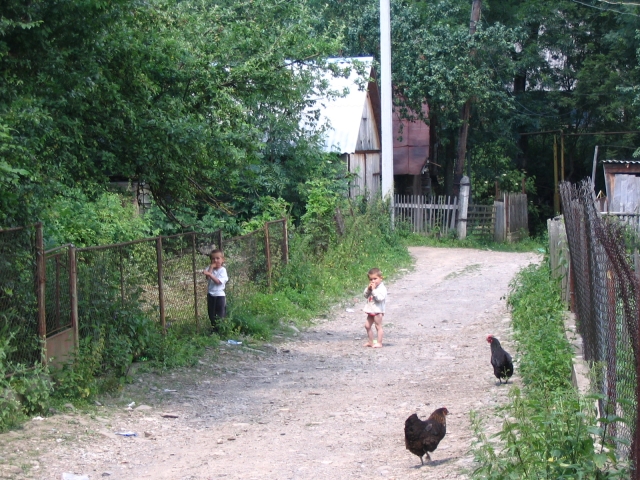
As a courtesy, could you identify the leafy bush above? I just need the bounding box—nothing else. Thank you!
[12,367,53,416]
[52,335,105,401]
[0,335,52,430]
[41,188,156,248]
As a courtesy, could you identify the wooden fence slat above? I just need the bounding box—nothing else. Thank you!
[392,194,502,238]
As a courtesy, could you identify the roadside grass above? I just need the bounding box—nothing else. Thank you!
[403,231,545,253]
[470,262,629,479]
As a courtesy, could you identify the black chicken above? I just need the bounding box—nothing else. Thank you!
[404,407,449,465]
[487,334,513,384]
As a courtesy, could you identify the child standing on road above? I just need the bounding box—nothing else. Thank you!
[363,267,387,348]
[203,249,228,333]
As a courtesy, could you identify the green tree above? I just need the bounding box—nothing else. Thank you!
[1,0,344,231]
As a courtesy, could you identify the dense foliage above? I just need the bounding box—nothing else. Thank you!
[471,263,629,478]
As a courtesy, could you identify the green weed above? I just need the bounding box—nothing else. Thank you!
[0,334,52,431]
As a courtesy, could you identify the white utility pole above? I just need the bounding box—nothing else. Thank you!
[380,0,394,202]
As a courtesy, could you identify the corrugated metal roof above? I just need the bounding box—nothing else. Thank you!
[311,57,374,154]
[602,159,640,164]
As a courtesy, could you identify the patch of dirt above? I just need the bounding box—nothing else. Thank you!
[1,247,540,480]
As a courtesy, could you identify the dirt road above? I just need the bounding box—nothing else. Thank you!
[2,247,539,480]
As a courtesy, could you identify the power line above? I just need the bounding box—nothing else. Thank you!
[570,0,640,16]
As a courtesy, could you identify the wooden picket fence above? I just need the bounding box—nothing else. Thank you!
[394,192,527,242]
[494,192,529,242]
[394,195,459,236]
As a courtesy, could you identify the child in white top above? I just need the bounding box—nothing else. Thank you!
[363,267,387,348]
[203,249,228,332]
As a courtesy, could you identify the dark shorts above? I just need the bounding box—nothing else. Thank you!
[207,294,226,330]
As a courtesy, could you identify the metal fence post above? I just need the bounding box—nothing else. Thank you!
[156,236,166,332]
[282,218,289,265]
[54,254,60,330]
[119,247,125,307]
[264,223,272,288]
[69,245,79,350]
[191,232,199,332]
[35,222,46,363]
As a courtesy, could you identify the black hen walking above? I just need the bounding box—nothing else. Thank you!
[487,334,513,384]
[404,407,449,465]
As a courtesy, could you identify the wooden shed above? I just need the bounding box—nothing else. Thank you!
[602,160,640,212]
[316,58,382,198]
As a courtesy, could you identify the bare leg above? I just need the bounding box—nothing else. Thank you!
[364,316,375,347]
[373,313,384,347]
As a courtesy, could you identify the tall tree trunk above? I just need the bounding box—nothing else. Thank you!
[445,132,456,196]
[453,0,482,196]
[514,72,528,170]
[428,115,440,195]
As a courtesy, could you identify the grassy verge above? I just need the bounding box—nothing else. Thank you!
[470,263,629,479]
[402,231,545,253]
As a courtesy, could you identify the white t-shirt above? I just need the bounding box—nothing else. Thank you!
[206,266,228,296]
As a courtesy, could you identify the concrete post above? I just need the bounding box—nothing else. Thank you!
[457,176,470,239]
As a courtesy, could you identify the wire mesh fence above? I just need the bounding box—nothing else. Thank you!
[75,237,160,340]
[0,219,290,369]
[44,245,73,338]
[559,179,640,473]
[0,225,41,369]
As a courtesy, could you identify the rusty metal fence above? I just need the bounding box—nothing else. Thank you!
[559,179,640,474]
[0,219,289,372]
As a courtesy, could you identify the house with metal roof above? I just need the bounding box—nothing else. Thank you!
[602,160,640,212]
[314,57,381,197]
[314,58,430,198]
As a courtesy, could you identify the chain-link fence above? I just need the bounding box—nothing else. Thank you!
[0,224,41,370]
[559,179,640,474]
[76,237,160,340]
[74,224,289,336]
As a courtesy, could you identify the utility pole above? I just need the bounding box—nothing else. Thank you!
[453,0,482,196]
[380,0,394,204]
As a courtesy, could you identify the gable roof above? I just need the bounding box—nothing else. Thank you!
[311,57,378,154]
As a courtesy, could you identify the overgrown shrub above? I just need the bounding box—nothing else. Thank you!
[0,335,52,431]
[52,335,105,401]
